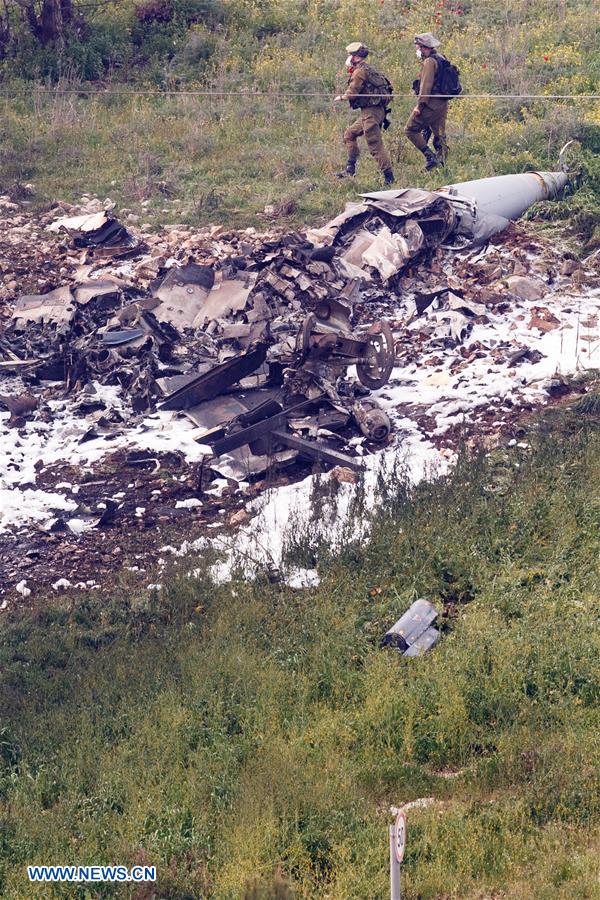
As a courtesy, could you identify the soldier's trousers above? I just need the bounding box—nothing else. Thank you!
[404,102,449,159]
[343,104,392,172]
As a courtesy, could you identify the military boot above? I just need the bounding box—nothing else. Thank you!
[383,168,395,185]
[335,161,356,178]
[421,148,438,171]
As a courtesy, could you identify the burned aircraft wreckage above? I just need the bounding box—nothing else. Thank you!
[1,157,574,482]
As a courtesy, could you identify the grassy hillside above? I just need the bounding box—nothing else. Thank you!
[1,0,599,239]
[0,399,598,898]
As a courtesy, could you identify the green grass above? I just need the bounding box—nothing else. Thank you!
[0,400,598,897]
[1,0,599,241]
[1,88,598,248]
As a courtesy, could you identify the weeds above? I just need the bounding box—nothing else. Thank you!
[0,0,598,234]
[0,406,598,897]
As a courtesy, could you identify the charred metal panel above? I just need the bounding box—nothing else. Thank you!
[271,430,363,471]
[159,344,268,411]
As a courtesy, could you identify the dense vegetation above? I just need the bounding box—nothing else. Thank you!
[0,399,599,897]
[0,0,599,238]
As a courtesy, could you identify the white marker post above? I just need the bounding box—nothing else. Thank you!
[389,808,406,899]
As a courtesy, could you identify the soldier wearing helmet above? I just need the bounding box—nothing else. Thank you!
[405,32,449,170]
[335,42,395,184]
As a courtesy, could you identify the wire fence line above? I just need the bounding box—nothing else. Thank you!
[1,88,599,100]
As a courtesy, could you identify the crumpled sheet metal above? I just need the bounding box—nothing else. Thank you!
[361,223,425,282]
[212,445,297,480]
[429,310,473,343]
[380,598,441,656]
[48,211,112,235]
[151,262,255,330]
[47,211,137,253]
[363,232,396,279]
[306,187,456,285]
[73,280,122,307]
[152,262,214,329]
[360,188,457,244]
[408,290,488,344]
[12,279,123,327]
[360,186,440,215]
[200,274,256,322]
[11,285,76,326]
[305,202,369,247]
[336,256,373,282]
[340,229,376,270]
[246,292,271,323]
[183,391,298,479]
[446,293,486,318]
[337,218,426,283]
[159,343,268,411]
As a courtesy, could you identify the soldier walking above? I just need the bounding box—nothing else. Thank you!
[405,32,450,170]
[335,42,395,184]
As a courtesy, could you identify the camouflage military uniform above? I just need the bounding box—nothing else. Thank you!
[343,63,393,173]
[404,53,449,161]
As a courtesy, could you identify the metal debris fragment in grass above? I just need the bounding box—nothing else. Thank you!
[380,598,441,656]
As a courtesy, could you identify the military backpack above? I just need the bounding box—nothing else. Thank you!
[434,54,462,96]
[412,53,462,98]
[349,63,394,109]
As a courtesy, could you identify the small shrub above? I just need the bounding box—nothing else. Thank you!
[135,1,175,25]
